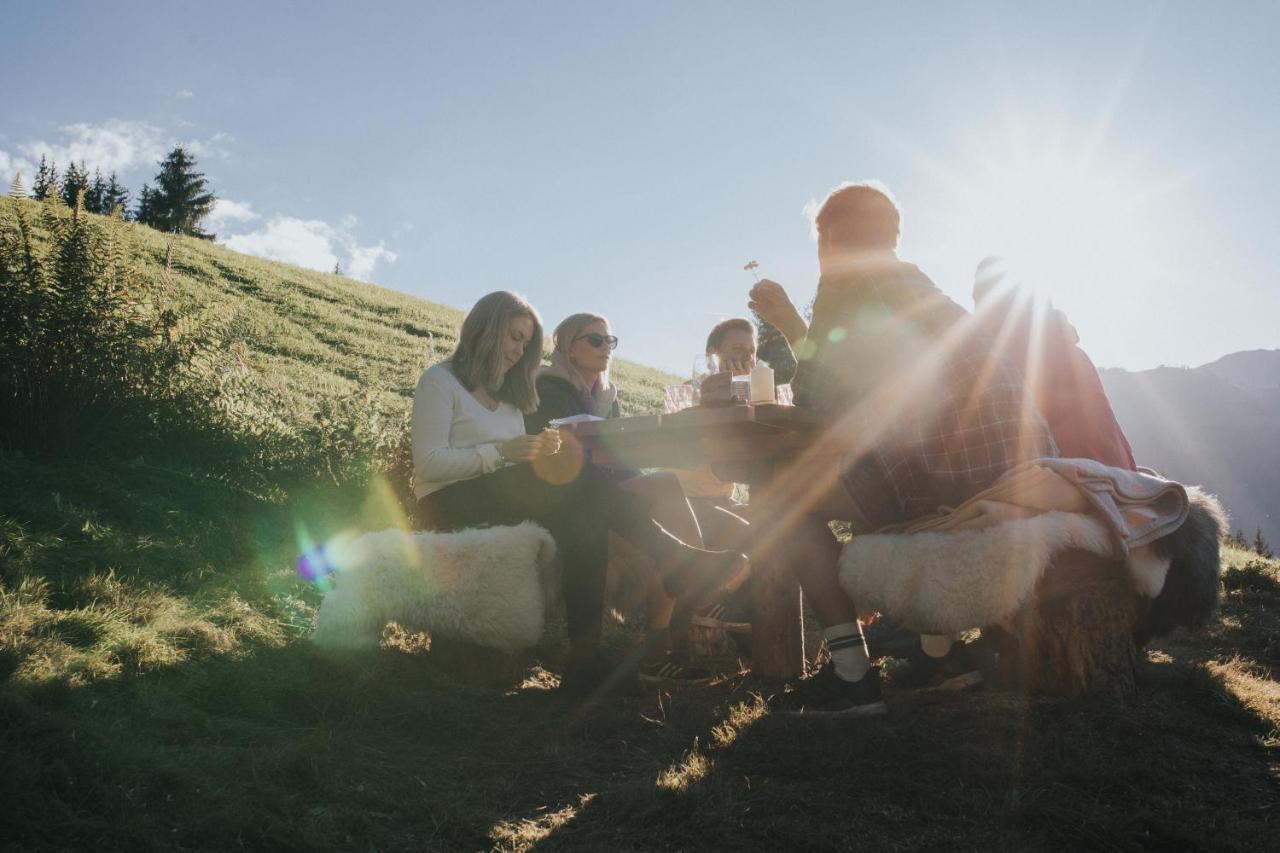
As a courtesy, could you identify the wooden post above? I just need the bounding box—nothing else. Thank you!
[750,559,805,680]
[996,549,1138,701]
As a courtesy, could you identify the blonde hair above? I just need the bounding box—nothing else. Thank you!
[448,291,543,412]
[552,312,609,356]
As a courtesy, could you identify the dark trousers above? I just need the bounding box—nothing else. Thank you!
[417,464,644,652]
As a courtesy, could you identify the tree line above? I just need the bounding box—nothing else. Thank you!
[7,146,217,238]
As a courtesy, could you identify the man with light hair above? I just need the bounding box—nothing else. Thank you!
[745,181,1057,714]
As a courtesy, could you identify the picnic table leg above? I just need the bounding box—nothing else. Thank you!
[750,559,805,679]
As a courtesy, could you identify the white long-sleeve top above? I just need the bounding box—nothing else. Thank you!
[411,363,526,499]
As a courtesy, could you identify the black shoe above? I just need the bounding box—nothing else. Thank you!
[638,652,715,686]
[774,663,888,717]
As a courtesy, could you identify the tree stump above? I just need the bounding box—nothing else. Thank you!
[994,548,1139,702]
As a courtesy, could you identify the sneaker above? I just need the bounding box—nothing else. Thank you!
[775,663,888,717]
[690,602,752,633]
[638,653,715,685]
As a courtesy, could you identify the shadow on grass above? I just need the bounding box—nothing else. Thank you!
[2,605,1278,853]
[530,649,1278,853]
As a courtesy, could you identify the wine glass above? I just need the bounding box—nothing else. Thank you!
[693,353,720,383]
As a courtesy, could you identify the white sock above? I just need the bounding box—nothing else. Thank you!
[823,621,871,682]
[920,634,955,659]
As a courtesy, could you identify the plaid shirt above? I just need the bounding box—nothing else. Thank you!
[792,260,1057,522]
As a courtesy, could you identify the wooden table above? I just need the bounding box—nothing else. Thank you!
[570,403,818,679]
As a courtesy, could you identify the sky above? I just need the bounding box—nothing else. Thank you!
[3,1,1277,377]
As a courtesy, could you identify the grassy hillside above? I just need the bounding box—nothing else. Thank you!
[2,198,1278,851]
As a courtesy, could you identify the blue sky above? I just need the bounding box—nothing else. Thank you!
[3,2,1277,377]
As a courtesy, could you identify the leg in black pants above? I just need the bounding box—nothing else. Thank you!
[417,464,611,657]
[418,464,747,691]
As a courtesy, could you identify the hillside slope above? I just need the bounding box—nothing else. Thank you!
[0,196,672,427]
[1101,355,1280,544]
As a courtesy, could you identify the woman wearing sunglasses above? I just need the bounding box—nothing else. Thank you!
[528,313,737,683]
[414,295,744,695]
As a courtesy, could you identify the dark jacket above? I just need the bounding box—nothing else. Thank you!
[525,374,622,434]
[527,374,633,482]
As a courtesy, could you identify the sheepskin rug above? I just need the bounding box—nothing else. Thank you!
[838,512,1118,635]
[310,523,559,652]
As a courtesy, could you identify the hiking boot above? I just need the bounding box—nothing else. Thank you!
[774,663,888,717]
[690,601,753,633]
[638,652,715,686]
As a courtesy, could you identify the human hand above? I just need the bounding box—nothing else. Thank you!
[748,279,806,346]
[722,353,755,376]
[699,371,733,407]
[539,427,563,456]
[500,434,544,463]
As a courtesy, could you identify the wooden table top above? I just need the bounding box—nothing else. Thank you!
[565,403,817,470]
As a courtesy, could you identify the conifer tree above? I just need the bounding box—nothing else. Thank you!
[32,156,58,200]
[103,172,129,215]
[8,171,26,198]
[60,161,90,208]
[84,169,108,214]
[134,183,154,224]
[147,147,216,238]
[1253,529,1273,559]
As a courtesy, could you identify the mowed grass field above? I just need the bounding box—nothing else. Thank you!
[2,199,1277,851]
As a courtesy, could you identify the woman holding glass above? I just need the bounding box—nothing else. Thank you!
[413,293,745,694]
[526,313,749,682]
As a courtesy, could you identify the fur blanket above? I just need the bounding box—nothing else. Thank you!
[838,487,1225,637]
[310,523,559,652]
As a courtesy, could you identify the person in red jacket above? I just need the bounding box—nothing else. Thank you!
[972,257,1137,470]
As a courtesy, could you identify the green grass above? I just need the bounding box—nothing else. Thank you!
[2,200,1277,850]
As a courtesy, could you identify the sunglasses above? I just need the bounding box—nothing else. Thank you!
[574,333,619,350]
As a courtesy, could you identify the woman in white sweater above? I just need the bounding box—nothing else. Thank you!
[413,291,745,694]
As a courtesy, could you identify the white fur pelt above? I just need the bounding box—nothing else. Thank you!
[311,523,559,652]
[838,512,1119,635]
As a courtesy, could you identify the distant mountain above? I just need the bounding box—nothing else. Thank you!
[1099,349,1280,546]
[1198,349,1280,396]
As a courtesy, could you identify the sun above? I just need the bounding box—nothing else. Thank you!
[917,117,1182,329]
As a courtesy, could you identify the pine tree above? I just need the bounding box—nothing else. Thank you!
[147,147,216,238]
[1231,529,1249,550]
[32,156,58,200]
[84,169,108,214]
[103,172,130,216]
[134,183,154,224]
[1253,529,1273,559]
[8,171,26,198]
[60,161,90,208]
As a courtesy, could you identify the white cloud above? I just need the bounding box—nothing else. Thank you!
[205,198,260,233]
[15,119,230,177]
[175,89,195,99]
[0,150,36,185]
[348,244,399,280]
[221,215,398,282]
